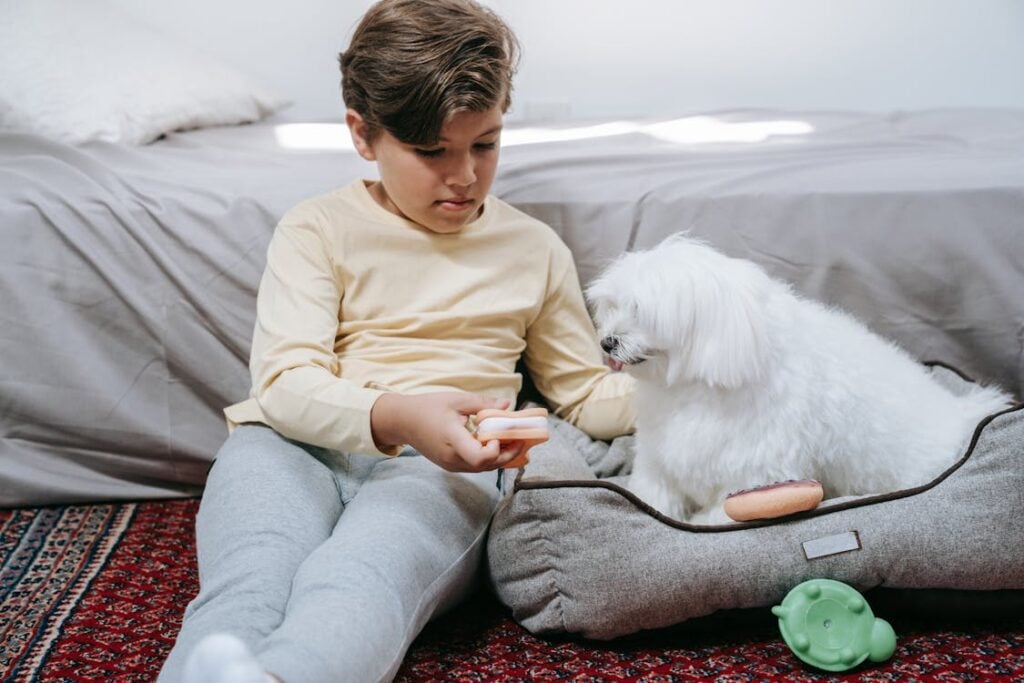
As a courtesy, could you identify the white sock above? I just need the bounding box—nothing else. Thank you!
[182,633,273,683]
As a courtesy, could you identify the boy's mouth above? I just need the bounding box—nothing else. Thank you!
[437,197,474,212]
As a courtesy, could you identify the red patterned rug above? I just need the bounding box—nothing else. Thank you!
[2,499,1023,682]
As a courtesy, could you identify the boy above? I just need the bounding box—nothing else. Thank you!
[159,1,634,681]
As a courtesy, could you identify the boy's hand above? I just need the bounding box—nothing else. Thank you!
[370,392,524,472]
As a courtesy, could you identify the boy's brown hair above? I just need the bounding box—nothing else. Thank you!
[339,0,519,145]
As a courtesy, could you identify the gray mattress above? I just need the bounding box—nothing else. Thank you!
[2,109,1023,506]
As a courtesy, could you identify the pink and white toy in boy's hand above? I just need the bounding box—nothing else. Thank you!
[472,407,549,469]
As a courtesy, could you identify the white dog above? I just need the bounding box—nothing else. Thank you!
[587,233,1012,524]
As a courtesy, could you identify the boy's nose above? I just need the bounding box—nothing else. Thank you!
[447,154,476,186]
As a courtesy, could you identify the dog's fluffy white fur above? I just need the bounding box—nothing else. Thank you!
[587,234,1012,524]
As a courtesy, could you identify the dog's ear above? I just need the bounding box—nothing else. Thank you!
[665,258,771,389]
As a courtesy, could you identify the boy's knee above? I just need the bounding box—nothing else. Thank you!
[415,463,500,522]
[203,425,342,517]
[370,457,499,525]
[212,424,272,466]
[212,425,320,477]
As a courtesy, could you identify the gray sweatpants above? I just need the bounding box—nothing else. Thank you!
[158,424,501,683]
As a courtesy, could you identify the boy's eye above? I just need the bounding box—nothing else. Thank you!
[413,141,497,158]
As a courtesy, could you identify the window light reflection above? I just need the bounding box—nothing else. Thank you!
[274,123,354,151]
[272,117,814,151]
[644,117,813,144]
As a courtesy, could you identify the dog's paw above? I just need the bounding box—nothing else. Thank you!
[627,472,686,520]
[686,505,732,526]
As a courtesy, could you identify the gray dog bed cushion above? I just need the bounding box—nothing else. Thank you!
[487,364,1024,640]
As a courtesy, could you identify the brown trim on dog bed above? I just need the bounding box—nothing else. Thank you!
[513,361,1022,533]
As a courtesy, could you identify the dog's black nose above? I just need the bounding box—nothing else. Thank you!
[600,337,619,354]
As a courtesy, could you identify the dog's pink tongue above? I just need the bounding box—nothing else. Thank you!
[606,357,624,372]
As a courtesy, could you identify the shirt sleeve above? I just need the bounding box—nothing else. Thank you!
[523,243,636,440]
[249,216,396,456]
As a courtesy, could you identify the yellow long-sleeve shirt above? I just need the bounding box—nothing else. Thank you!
[224,180,635,456]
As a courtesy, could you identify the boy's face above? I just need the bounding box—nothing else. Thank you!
[348,106,503,234]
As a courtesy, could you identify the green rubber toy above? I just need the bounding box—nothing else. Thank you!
[772,579,897,672]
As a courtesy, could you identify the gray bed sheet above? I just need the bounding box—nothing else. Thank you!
[2,109,1022,506]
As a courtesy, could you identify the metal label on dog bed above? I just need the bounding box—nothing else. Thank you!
[802,531,862,560]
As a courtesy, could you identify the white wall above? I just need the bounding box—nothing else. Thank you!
[112,0,1024,122]
[108,0,370,120]
[501,0,1024,121]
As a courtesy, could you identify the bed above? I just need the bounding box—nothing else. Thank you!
[4,107,1023,507]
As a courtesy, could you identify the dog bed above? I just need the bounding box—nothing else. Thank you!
[487,364,1024,640]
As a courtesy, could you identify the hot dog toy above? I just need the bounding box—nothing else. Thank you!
[724,479,824,522]
[472,407,549,469]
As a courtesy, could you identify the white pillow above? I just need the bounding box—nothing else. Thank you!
[0,0,288,145]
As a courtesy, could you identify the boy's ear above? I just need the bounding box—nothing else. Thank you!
[346,109,377,161]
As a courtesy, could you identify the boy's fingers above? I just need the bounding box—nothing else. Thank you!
[477,440,523,470]
[457,393,509,416]
[452,426,497,462]
[498,440,524,459]
[462,438,501,470]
